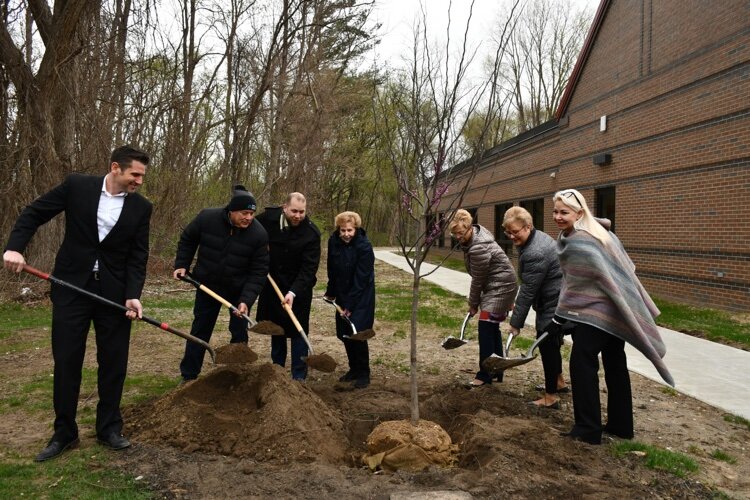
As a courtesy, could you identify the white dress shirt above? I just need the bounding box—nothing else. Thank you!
[93,175,127,271]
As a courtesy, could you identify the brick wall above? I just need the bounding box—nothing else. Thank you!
[437,0,750,311]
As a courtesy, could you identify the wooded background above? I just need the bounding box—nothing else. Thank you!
[0,0,590,284]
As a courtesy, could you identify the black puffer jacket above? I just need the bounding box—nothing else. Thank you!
[174,207,269,306]
[509,228,562,331]
[325,228,375,330]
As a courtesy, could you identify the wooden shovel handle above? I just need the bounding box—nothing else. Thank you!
[267,275,305,335]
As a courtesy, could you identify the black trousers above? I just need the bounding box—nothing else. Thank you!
[180,287,248,379]
[537,326,563,393]
[50,274,131,442]
[336,315,369,380]
[476,319,504,383]
[569,322,633,443]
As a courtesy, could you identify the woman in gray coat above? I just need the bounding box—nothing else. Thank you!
[449,209,518,387]
[503,206,567,408]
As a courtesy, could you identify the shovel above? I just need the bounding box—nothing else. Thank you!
[321,296,375,341]
[22,264,216,363]
[481,331,550,375]
[441,312,471,350]
[267,275,336,373]
[177,274,284,336]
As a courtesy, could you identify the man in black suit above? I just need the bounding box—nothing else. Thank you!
[3,145,152,462]
[256,192,321,381]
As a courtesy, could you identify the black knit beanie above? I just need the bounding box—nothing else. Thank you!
[227,185,257,211]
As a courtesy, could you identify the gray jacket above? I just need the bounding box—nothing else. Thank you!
[510,228,562,331]
[461,225,518,314]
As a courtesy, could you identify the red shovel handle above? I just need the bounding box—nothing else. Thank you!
[21,264,50,281]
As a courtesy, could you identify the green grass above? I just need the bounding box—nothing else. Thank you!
[0,449,151,499]
[611,441,699,478]
[0,303,52,341]
[660,386,679,397]
[710,449,736,464]
[722,414,750,431]
[124,373,179,404]
[653,296,750,349]
[376,282,465,329]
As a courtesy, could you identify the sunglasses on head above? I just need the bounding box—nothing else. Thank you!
[561,190,582,207]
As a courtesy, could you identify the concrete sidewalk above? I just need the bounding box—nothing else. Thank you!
[374,248,750,421]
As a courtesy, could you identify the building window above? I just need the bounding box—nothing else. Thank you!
[595,186,616,233]
[520,198,545,231]
[495,203,513,255]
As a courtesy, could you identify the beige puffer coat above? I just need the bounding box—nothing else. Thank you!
[461,225,518,314]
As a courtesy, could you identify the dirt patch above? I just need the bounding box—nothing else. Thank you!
[214,343,258,365]
[2,262,749,498]
[126,362,348,463]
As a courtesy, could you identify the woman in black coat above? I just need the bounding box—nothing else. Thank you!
[325,211,375,389]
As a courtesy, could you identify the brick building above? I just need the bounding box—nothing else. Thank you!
[437,0,750,311]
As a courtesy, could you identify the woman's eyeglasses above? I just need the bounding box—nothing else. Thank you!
[504,226,528,238]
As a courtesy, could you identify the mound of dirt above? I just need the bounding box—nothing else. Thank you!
[364,419,458,472]
[126,363,348,463]
[214,343,258,365]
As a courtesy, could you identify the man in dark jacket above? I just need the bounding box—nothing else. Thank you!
[256,192,321,381]
[174,185,269,382]
[3,145,152,462]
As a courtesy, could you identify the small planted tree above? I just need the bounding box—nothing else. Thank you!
[373,0,521,426]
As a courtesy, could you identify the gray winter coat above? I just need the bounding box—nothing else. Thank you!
[461,225,518,314]
[509,228,562,331]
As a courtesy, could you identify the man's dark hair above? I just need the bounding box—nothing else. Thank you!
[110,145,150,170]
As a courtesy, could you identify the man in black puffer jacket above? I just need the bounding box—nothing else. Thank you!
[174,185,269,382]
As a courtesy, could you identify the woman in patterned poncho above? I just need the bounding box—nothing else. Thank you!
[550,189,673,445]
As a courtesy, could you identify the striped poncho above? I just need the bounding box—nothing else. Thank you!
[556,228,675,387]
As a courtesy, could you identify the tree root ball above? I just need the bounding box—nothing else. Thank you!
[363,419,459,472]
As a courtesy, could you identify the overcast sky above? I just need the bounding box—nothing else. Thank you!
[364,0,600,72]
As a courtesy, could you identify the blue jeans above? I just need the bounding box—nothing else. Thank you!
[271,334,309,380]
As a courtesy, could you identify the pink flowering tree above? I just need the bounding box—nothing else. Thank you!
[374,0,521,424]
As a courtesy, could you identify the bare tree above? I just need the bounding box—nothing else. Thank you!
[375,0,521,425]
[499,0,591,133]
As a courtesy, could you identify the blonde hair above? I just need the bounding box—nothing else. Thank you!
[334,211,362,229]
[448,209,473,234]
[502,206,533,229]
[553,189,611,245]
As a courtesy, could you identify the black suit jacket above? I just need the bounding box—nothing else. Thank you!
[5,173,153,305]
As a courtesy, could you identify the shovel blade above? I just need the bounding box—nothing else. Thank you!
[441,336,468,350]
[345,329,376,341]
[303,353,337,373]
[482,353,537,375]
[248,320,285,336]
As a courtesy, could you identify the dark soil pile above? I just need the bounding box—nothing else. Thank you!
[214,343,258,365]
[126,363,348,463]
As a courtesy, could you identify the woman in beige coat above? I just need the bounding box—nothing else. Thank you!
[450,209,518,387]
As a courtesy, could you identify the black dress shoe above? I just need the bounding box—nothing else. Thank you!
[35,438,80,462]
[96,433,131,450]
[353,378,370,389]
[338,371,355,382]
[559,431,600,445]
